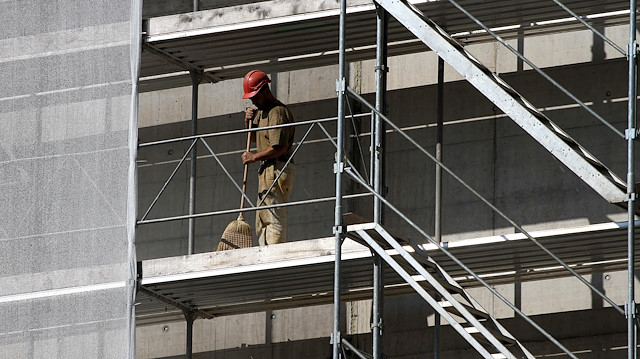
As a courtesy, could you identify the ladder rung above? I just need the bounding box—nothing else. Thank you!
[359,228,411,248]
[417,275,465,295]
[397,258,443,281]
[439,300,489,320]
[464,325,516,346]
[396,261,465,296]
[408,250,436,269]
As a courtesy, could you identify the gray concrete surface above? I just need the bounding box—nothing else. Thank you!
[137,302,632,358]
[142,0,266,19]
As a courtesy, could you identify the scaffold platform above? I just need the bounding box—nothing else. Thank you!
[136,220,639,326]
[140,0,632,92]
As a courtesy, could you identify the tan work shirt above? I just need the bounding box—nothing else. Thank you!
[252,103,295,161]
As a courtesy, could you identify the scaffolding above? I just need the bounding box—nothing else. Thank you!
[136,1,639,358]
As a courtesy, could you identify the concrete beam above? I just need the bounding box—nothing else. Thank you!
[145,0,376,41]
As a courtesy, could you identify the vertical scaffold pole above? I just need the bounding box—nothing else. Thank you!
[188,71,200,255]
[627,1,637,358]
[333,0,347,357]
[372,254,384,358]
[374,4,388,224]
[373,5,388,359]
[434,56,444,359]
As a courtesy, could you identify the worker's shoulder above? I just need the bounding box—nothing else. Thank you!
[267,103,293,121]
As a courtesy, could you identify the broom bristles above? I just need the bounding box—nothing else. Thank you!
[217,213,253,251]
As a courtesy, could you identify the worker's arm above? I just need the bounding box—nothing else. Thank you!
[244,107,257,143]
[242,145,287,165]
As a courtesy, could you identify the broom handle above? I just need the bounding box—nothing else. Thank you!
[239,118,252,214]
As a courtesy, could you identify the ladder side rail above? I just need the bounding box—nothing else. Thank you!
[443,278,536,359]
[420,251,509,327]
[484,316,537,359]
[409,244,464,292]
[371,226,522,359]
[354,230,506,359]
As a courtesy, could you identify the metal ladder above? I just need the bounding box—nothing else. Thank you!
[348,223,535,359]
[374,0,627,205]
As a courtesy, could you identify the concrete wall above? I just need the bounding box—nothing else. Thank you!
[135,22,637,359]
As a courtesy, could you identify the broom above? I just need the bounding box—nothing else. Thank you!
[217,118,254,251]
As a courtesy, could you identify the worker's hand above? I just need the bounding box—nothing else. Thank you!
[244,107,256,128]
[242,151,257,165]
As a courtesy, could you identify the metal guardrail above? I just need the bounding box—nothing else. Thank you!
[137,112,373,226]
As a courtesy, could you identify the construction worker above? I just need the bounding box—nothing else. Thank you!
[241,70,295,245]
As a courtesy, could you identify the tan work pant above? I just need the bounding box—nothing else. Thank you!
[256,161,294,245]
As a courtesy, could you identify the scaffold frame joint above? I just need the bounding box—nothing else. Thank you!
[336,77,346,94]
[374,64,389,72]
[625,301,637,319]
[330,331,341,345]
[333,225,348,235]
[371,318,384,333]
[627,41,638,61]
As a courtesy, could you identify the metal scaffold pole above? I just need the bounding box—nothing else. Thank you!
[373,5,388,359]
[188,71,200,255]
[333,0,347,357]
[628,0,638,358]
[434,56,445,359]
[374,6,388,224]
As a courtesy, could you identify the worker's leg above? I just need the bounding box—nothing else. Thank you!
[256,196,286,245]
[256,163,294,245]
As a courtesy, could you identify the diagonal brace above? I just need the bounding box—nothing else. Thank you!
[341,338,373,359]
[200,138,255,208]
[257,123,315,207]
[140,139,198,221]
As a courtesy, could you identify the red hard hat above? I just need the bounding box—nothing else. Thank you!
[242,70,271,99]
